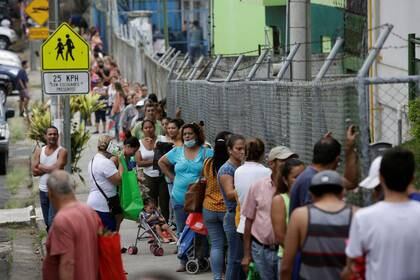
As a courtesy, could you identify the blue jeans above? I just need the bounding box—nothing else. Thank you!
[251,241,279,280]
[39,191,56,230]
[203,208,226,280]
[224,211,246,280]
[173,204,188,237]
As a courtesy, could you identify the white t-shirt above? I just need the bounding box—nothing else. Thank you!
[234,161,271,233]
[139,140,160,178]
[87,153,119,212]
[346,200,420,280]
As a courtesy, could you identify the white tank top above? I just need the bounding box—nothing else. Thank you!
[39,146,62,192]
[139,140,160,177]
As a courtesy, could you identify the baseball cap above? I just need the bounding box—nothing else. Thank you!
[359,156,382,189]
[268,146,297,161]
[310,170,343,190]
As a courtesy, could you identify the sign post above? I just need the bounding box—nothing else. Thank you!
[41,22,90,173]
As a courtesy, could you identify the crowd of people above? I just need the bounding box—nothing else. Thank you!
[32,26,420,280]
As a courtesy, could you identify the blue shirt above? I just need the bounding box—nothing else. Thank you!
[166,146,213,206]
[289,166,318,215]
[16,69,28,90]
[409,192,420,202]
[218,161,238,212]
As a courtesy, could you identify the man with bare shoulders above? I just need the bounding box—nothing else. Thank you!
[32,126,68,230]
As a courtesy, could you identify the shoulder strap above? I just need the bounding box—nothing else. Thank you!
[119,153,128,172]
[90,156,109,201]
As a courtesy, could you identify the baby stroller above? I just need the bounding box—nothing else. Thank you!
[178,225,210,274]
[127,211,169,256]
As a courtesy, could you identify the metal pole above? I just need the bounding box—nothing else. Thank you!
[408,33,416,101]
[176,57,191,80]
[158,47,172,63]
[358,78,370,176]
[168,61,178,80]
[246,49,269,81]
[162,48,176,65]
[276,43,300,81]
[163,0,169,50]
[188,56,204,80]
[225,55,244,82]
[397,104,402,145]
[314,37,344,82]
[205,55,221,81]
[358,24,393,78]
[167,50,181,66]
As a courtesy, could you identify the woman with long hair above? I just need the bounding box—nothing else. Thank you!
[202,131,232,280]
[111,81,126,140]
[218,134,246,280]
[271,158,305,272]
[136,120,170,221]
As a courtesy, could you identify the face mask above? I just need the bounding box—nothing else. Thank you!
[184,139,196,148]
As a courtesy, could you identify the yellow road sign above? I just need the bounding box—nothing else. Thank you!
[41,23,90,71]
[28,27,49,40]
[25,0,49,26]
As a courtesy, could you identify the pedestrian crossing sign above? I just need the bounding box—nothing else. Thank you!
[41,23,90,71]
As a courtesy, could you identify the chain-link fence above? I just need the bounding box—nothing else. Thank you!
[167,79,359,165]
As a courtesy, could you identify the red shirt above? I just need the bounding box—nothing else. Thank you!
[43,202,101,280]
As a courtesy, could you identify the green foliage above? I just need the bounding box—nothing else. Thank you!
[71,122,90,183]
[408,99,420,141]
[8,118,26,144]
[5,167,27,195]
[70,95,105,124]
[28,102,51,144]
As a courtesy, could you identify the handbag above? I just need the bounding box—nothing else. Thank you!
[184,149,208,213]
[91,157,122,216]
[119,153,143,221]
[186,213,208,235]
[98,231,126,280]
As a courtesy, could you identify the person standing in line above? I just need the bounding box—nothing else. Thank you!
[281,170,357,280]
[110,81,126,140]
[119,93,139,139]
[132,103,164,139]
[188,20,203,65]
[271,158,305,273]
[218,134,246,280]
[136,120,170,221]
[17,60,29,117]
[42,170,101,280]
[343,148,420,280]
[158,123,213,272]
[241,146,298,279]
[87,135,124,232]
[32,126,68,231]
[92,79,108,134]
[202,131,232,280]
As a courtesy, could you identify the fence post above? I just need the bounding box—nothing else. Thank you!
[206,55,222,81]
[246,49,269,81]
[168,61,178,80]
[314,37,344,82]
[162,48,176,65]
[408,33,416,101]
[189,56,204,80]
[225,55,244,82]
[167,50,181,67]
[176,57,191,80]
[158,48,172,63]
[275,43,300,81]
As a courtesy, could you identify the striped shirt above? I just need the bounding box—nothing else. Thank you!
[300,204,352,280]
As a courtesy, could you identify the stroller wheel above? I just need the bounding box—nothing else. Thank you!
[199,258,210,272]
[127,246,138,255]
[153,247,164,256]
[186,259,200,274]
[149,244,158,254]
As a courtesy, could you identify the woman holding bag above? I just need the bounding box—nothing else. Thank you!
[158,123,213,272]
[202,131,232,280]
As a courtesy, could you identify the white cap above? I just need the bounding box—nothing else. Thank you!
[136,99,145,107]
[359,156,382,189]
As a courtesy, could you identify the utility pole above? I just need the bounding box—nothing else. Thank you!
[48,0,59,128]
[162,0,169,50]
[289,0,311,81]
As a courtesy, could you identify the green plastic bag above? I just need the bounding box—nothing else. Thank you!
[119,154,143,220]
[247,262,260,280]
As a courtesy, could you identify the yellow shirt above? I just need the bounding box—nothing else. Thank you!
[203,159,226,212]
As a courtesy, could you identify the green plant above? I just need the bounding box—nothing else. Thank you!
[5,167,27,195]
[408,99,420,141]
[28,102,51,145]
[70,95,105,124]
[71,122,90,182]
[8,118,26,143]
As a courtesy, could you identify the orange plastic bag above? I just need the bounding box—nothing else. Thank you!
[98,232,126,280]
[186,213,208,235]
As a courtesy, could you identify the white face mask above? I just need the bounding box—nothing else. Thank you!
[184,139,196,148]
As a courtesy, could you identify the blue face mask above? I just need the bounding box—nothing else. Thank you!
[184,139,196,148]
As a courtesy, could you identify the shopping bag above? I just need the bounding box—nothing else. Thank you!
[119,154,143,220]
[247,262,260,280]
[186,212,208,235]
[98,231,126,280]
[177,225,195,260]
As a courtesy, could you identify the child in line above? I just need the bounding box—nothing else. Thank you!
[143,198,177,243]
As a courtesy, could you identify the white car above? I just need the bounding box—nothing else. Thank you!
[0,25,17,50]
[0,49,20,67]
